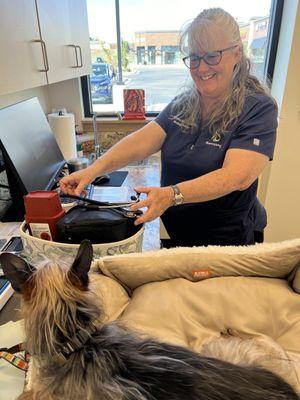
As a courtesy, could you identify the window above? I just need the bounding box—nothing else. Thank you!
[82,0,283,117]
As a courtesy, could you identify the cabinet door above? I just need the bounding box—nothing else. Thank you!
[0,0,47,95]
[37,0,78,84]
[70,0,92,77]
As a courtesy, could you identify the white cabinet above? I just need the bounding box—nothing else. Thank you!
[0,0,92,96]
[0,0,48,94]
[69,0,93,77]
[37,0,92,84]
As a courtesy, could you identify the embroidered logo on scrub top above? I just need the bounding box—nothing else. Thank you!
[203,132,222,149]
[211,132,222,142]
[253,138,260,146]
[205,141,222,148]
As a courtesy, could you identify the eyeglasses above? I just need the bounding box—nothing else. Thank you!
[182,45,238,70]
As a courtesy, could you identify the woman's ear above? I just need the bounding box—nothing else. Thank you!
[0,253,35,293]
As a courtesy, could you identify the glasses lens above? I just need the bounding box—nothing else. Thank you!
[203,51,221,66]
[184,55,200,69]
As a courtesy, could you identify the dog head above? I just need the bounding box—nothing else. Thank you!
[0,239,93,297]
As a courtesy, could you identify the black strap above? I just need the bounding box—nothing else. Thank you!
[60,193,111,206]
[55,325,98,364]
[0,343,25,353]
[60,193,140,208]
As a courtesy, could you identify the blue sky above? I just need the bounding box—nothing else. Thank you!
[87,0,272,42]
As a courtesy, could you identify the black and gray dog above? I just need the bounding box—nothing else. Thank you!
[1,240,299,400]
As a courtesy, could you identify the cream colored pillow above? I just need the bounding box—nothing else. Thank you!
[94,239,300,292]
[89,273,130,321]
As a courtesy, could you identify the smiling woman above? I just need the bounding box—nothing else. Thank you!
[138,8,278,247]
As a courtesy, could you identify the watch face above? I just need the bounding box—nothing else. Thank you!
[171,185,184,206]
[174,194,184,205]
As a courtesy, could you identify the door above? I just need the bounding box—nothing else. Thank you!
[0,0,48,95]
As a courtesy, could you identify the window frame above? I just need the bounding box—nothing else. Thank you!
[82,0,284,118]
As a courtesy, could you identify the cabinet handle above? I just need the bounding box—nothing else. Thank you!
[32,39,49,72]
[68,44,78,68]
[76,45,83,67]
[41,40,50,72]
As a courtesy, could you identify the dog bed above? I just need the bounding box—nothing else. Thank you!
[91,239,300,390]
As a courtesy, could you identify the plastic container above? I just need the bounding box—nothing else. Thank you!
[24,191,65,241]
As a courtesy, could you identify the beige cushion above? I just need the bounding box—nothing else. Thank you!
[120,277,300,351]
[94,239,300,292]
[89,273,129,321]
[92,240,300,391]
[120,275,300,392]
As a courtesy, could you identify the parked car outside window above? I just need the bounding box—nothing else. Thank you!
[90,63,116,104]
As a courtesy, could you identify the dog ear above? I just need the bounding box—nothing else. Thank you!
[0,253,35,293]
[70,240,93,287]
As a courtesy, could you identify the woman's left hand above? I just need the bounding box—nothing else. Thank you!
[130,186,174,225]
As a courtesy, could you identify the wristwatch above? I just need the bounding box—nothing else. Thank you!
[171,185,184,206]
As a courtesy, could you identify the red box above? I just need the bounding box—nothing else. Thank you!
[123,89,146,120]
[24,191,65,241]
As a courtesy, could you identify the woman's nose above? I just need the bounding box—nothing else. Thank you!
[197,59,212,73]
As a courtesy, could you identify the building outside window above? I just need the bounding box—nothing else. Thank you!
[147,46,156,64]
[136,46,145,65]
[83,0,280,116]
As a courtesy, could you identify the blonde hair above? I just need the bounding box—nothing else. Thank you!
[171,8,276,138]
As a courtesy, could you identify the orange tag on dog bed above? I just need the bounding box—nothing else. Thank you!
[192,269,211,280]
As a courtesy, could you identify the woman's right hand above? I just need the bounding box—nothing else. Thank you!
[59,167,98,196]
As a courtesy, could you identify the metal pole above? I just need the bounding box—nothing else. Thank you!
[115,0,123,84]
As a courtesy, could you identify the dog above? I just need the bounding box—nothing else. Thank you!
[1,240,299,400]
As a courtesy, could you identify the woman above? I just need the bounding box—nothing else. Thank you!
[60,8,278,247]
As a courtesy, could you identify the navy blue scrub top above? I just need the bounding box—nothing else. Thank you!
[155,93,278,246]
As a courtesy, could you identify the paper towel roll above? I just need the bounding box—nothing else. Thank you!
[48,112,77,161]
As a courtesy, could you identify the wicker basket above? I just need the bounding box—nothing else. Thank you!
[20,221,144,264]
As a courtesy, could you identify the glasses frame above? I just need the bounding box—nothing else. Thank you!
[182,45,239,70]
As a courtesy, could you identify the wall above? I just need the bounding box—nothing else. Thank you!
[0,78,84,127]
[265,0,300,241]
[47,78,84,129]
[134,31,180,48]
[0,85,49,112]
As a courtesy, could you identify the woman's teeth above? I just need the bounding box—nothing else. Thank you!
[200,74,215,81]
